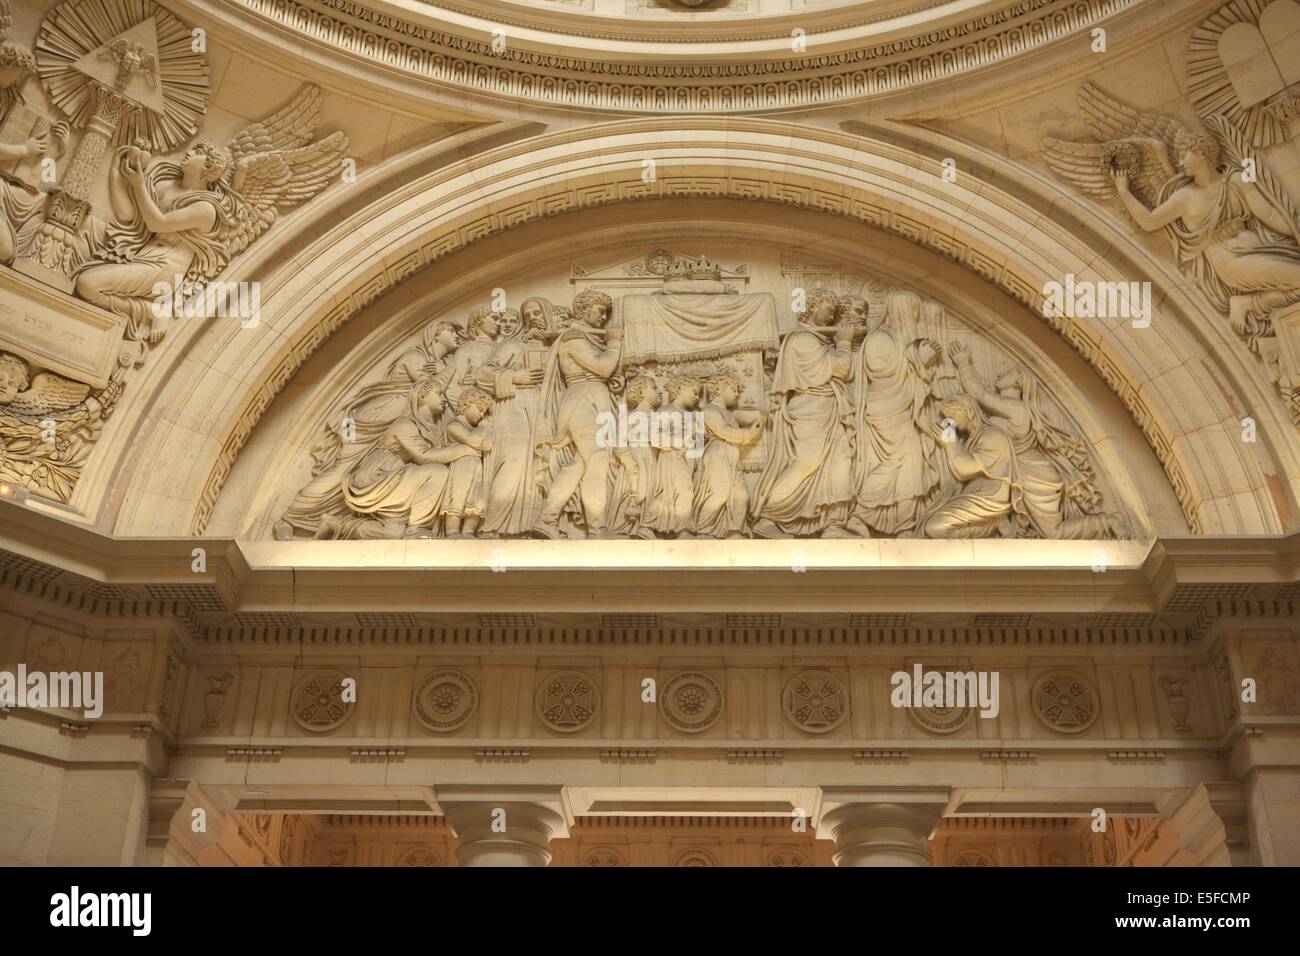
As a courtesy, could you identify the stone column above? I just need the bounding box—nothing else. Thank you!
[437,786,571,867]
[816,786,950,867]
[1202,782,1254,867]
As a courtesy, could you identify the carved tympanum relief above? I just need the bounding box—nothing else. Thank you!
[1044,81,1300,422]
[274,250,1129,542]
[0,0,349,504]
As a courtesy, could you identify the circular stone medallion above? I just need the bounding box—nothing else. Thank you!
[535,671,600,733]
[1031,670,1100,734]
[291,669,354,733]
[908,702,973,735]
[782,670,848,733]
[413,670,478,732]
[673,847,718,867]
[660,671,723,734]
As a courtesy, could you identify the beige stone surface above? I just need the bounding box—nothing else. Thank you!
[0,0,1296,868]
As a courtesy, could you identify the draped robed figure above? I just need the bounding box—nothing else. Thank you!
[750,291,857,536]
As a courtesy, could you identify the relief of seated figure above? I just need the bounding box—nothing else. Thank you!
[316,375,480,540]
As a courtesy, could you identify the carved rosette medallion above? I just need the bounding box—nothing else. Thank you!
[782,670,848,733]
[673,848,718,867]
[535,671,599,733]
[399,846,443,867]
[290,669,354,733]
[765,847,810,867]
[1031,670,1100,734]
[909,703,973,735]
[582,847,626,867]
[413,670,477,733]
[660,671,723,734]
[951,849,997,867]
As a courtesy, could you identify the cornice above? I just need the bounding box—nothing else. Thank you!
[196,0,1140,113]
[405,0,965,45]
[1,500,1295,643]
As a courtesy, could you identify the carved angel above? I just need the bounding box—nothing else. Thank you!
[1044,82,1300,346]
[75,84,350,344]
[0,352,119,502]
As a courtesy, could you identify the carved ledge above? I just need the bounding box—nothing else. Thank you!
[208,0,1137,113]
[0,270,127,389]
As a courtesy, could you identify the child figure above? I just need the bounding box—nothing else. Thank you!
[693,370,764,538]
[610,376,662,537]
[441,386,494,537]
[646,375,701,537]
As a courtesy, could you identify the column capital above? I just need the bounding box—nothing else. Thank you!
[815,786,950,867]
[436,785,572,867]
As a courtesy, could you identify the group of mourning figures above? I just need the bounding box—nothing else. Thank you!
[276,287,1129,541]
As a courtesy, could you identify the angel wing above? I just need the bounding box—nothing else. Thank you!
[0,0,12,45]
[1043,82,1185,208]
[229,84,328,163]
[141,53,157,85]
[5,372,91,416]
[219,85,350,259]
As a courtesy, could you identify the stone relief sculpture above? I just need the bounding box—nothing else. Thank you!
[0,2,348,504]
[1044,81,1300,421]
[1187,0,1300,150]
[0,3,67,265]
[318,374,480,540]
[749,288,862,538]
[276,252,1128,540]
[693,367,764,539]
[76,85,349,344]
[948,342,1128,539]
[852,290,944,536]
[0,349,119,500]
[532,289,620,538]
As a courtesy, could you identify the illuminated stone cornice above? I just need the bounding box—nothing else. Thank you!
[194,0,1140,113]
[1,501,1295,641]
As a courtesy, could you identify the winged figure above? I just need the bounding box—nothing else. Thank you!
[0,351,121,502]
[1044,82,1300,351]
[74,84,351,343]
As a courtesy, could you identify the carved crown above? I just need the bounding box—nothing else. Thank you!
[667,255,722,281]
